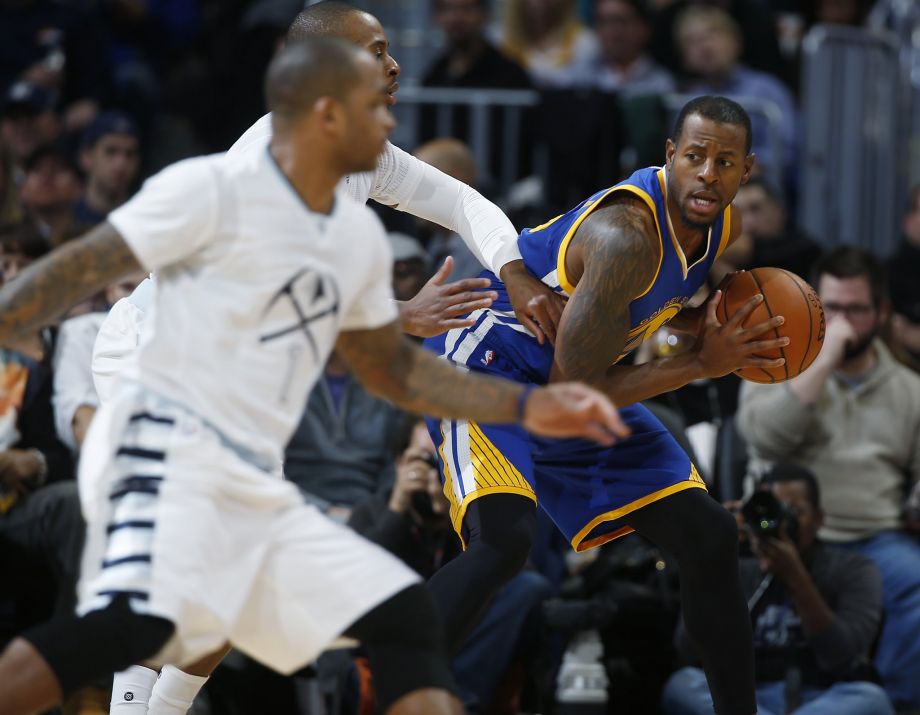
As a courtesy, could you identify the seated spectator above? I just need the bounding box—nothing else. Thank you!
[887,185,920,368]
[18,143,84,245]
[0,81,61,173]
[413,139,484,282]
[421,0,533,186]
[736,247,920,709]
[649,0,786,82]
[662,463,893,715]
[591,0,676,96]
[349,419,553,714]
[0,217,77,625]
[497,0,600,88]
[281,348,407,521]
[74,111,141,227]
[726,177,821,279]
[675,5,797,181]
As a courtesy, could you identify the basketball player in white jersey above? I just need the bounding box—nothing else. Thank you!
[95,4,568,712]
[0,38,626,715]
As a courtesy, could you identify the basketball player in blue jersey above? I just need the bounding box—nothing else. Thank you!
[425,96,788,715]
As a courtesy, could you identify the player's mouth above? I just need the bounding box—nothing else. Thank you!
[387,82,399,106]
[688,191,720,215]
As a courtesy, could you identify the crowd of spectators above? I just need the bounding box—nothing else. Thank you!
[1,1,919,714]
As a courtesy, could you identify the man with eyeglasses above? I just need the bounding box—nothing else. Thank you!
[736,246,920,711]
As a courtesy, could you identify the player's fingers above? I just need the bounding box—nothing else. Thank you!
[527,297,557,345]
[442,298,493,316]
[744,356,786,368]
[705,290,722,325]
[737,315,784,341]
[726,293,764,329]
[442,277,493,295]
[444,290,497,307]
[436,318,480,330]
[744,337,789,354]
[566,385,630,439]
[429,256,454,286]
[516,311,546,345]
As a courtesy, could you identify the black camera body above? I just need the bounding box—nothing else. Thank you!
[741,489,799,542]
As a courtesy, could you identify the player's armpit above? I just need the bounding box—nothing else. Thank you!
[0,222,141,344]
[554,203,659,385]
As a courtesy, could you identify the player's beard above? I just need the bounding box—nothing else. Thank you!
[679,203,716,231]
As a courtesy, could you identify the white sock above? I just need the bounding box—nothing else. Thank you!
[147,665,209,715]
[110,665,158,713]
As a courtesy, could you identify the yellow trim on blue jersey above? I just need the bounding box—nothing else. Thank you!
[444,421,537,548]
[530,213,564,234]
[556,183,666,299]
[715,204,733,259]
[570,465,708,552]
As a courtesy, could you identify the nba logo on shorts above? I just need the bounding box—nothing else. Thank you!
[481,350,495,367]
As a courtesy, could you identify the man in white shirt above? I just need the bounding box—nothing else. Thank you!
[0,38,625,715]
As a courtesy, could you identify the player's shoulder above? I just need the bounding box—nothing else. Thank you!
[334,188,385,231]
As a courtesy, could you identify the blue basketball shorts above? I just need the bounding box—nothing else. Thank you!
[423,275,706,552]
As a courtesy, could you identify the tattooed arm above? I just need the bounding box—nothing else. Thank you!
[555,200,785,406]
[336,322,629,443]
[0,222,141,343]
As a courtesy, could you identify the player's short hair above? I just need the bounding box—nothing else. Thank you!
[286,1,365,43]
[265,37,366,124]
[761,462,821,511]
[672,95,752,155]
[811,245,889,307]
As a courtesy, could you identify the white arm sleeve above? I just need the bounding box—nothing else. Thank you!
[108,156,219,272]
[370,142,522,274]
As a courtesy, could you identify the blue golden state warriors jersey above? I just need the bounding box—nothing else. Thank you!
[519,166,733,359]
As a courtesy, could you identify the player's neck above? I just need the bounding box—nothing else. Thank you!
[269,138,339,215]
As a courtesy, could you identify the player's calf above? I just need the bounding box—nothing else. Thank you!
[344,583,458,712]
[3,596,175,713]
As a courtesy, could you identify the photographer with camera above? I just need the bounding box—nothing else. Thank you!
[662,463,894,715]
[349,418,552,714]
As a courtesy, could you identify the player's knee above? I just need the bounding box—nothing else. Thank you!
[25,597,175,697]
[468,494,536,580]
[346,583,441,650]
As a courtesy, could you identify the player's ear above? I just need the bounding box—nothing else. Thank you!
[741,153,755,184]
[314,96,343,135]
[665,138,676,167]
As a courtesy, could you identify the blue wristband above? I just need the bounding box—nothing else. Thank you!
[516,384,536,423]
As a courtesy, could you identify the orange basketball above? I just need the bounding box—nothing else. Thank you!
[715,267,826,384]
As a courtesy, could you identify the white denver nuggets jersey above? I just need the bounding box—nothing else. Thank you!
[107,148,397,465]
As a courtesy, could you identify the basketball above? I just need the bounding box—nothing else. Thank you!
[715,268,826,384]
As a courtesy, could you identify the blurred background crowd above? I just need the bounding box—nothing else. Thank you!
[1,0,920,714]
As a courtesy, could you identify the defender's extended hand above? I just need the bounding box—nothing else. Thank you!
[523,383,630,446]
[501,260,567,346]
[399,256,498,338]
[694,290,788,377]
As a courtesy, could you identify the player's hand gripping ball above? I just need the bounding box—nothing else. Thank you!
[717,267,825,383]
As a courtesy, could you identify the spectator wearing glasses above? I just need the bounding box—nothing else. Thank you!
[736,246,920,710]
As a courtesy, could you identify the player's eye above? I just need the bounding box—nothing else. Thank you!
[719,159,733,167]
[686,153,698,161]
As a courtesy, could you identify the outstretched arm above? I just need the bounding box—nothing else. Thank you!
[373,142,568,344]
[336,320,629,444]
[554,203,786,407]
[0,223,140,343]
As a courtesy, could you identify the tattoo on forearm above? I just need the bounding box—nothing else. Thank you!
[0,222,141,341]
[555,202,659,384]
[337,324,521,423]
